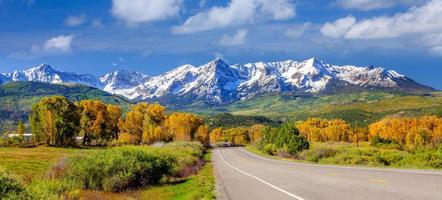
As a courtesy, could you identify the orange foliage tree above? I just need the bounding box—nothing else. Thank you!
[369,116,442,148]
[296,118,351,142]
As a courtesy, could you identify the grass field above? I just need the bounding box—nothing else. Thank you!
[0,146,215,200]
[0,147,95,182]
[248,142,442,170]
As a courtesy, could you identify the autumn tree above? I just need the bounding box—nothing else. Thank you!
[165,112,204,142]
[29,96,79,146]
[248,124,266,145]
[297,118,351,142]
[196,125,210,146]
[369,116,442,148]
[210,128,223,144]
[106,104,122,140]
[119,103,167,144]
[223,127,249,146]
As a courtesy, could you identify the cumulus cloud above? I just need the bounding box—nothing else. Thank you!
[65,14,86,27]
[285,23,310,38]
[111,0,181,25]
[31,35,74,55]
[321,0,442,55]
[322,1,442,39]
[173,0,295,34]
[219,29,248,46]
[320,16,356,38]
[334,0,424,11]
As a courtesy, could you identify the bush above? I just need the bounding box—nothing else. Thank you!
[63,142,204,192]
[286,136,309,155]
[65,146,177,192]
[370,135,401,149]
[26,179,80,200]
[263,144,276,155]
[259,123,309,156]
[0,168,29,200]
[302,148,338,162]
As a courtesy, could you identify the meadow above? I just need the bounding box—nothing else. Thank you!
[0,143,215,200]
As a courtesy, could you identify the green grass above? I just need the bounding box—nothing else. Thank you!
[80,151,215,200]
[248,142,442,170]
[0,144,215,199]
[139,151,215,200]
[0,147,95,182]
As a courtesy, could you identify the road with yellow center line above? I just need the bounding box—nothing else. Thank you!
[213,147,442,200]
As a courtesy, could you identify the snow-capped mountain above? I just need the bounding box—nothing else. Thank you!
[0,58,433,105]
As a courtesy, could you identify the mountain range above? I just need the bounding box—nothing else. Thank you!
[0,58,433,105]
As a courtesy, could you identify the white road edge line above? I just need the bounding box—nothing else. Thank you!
[239,148,442,176]
[217,149,306,200]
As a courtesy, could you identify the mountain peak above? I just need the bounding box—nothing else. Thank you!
[34,63,55,71]
[305,57,324,66]
[0,58,432,104]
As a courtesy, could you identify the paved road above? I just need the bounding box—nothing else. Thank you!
[212,148,442,200]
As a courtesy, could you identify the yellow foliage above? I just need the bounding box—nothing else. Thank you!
[369,116,442,148]
[165,112,203,142]
[248,124,266,144]
[297,118,351,142]
[196,125,210,146]
[210,128,223,144]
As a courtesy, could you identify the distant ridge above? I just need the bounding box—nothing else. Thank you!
[0,58,433,105]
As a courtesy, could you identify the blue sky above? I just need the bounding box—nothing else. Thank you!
[0,0,441,89]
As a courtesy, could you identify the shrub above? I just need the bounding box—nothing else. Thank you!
[263,144,276,155]
[65,146,177,192]
[286,136,309,155]
[26,179,80,200]
[302,148,338,162]
[260,123,309,156]
[0,168,29,200]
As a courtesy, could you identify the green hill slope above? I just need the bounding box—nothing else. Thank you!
[183,91,442,126]
[0,81,132,132]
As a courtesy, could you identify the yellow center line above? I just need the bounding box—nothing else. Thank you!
[370,178,388,184]
[328,173,338,176]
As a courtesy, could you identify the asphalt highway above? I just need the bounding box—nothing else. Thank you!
[213,147,442,200]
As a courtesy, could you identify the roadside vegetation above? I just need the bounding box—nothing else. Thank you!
[0,96,215,200]
[243,116,442,169]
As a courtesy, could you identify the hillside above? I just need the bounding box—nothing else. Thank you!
[0,81,131,132]
[183,91,442,126]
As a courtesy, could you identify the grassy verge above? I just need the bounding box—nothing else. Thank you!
[247,142,442,170]
[139,151,215,200]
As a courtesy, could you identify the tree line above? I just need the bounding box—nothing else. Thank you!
[29,96,210,147]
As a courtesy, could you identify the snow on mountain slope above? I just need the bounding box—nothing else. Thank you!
[2,64,101,88]
[0,58,433,104]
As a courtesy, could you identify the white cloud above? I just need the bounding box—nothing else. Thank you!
[285,23,310,38]
[219,29,248,46]
[334,0,423,11]
[31,35,74,55]
[320,16,356,38]
[111,0,181,25]
[65,14,87,27]
[173,0,295,34]
[429,46,442,56]
[321,0,442,56]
